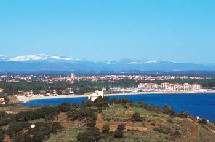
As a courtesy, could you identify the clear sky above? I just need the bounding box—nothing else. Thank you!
[0,0,215,63]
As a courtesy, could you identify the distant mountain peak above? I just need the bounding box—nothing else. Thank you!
[145,60,158,64]
[6,54,80,62]
[7,54,49,61]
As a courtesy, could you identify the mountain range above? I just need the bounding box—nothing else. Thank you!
[0,54,214,73]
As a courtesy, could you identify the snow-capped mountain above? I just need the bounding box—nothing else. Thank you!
[6,54,79,62]
[102,59,159,65]
[0,54,214,72]
[8,54,49,61]
[145,60,158,64]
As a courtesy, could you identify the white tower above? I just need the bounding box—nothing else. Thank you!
[71,73,74,79]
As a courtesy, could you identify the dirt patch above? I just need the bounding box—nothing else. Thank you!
[56,113,68,122]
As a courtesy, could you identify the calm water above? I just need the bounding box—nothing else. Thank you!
[23,94,215,121]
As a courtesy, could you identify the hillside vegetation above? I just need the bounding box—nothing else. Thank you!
[0,97,215,142]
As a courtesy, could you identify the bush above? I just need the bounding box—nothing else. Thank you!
[177,112,189,118]
[86,119,96,128]
[7,122,29,137]
[151,123,156,126]
[117,124,125,131]
[13,122,62,142]
[198,119,208,125]
[167,119,173,123]
[77,127,100,142]
[114,124,125,138]
[111,98,132,105]
[58,102,71,112]
[132,112,142,122]
[114,130,123,138]
[68,107,96,123]
[94,96,109,108]
[153,127,171,135]
[102,124,110,133]
[15,106,60,122]
[0,129,4,142]
[0,111,5,118]
[171,130,181,137]
[0,114,15,126]
[162,105,175,116]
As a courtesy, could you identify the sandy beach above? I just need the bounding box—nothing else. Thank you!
[17,95,88,103]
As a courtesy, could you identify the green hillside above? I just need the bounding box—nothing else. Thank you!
[0,97,215,142]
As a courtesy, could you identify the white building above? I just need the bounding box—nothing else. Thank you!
[183,83,192,91]
[161,82,170,90]
[0,88,4,93]
[0,98,5,105]
[191,84,202,91]
[138,83,160,89]
[88,90,104,101]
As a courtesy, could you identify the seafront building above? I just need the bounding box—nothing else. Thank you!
[138,82,202,92]
[138,83,160,89]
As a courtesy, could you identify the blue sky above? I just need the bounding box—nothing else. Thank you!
[0,0,214,63]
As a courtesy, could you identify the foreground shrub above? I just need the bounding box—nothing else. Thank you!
[114,124,125,138]
[102,124,110,133]
[15,106,59,122]
[12,122,62,142]
[198,119,208,125]
[132,112,142,122]
[77,127,100,142]
[8,122,29,137]
[162,105,175,116]
[0,129,4,142]
[58,102,71,112]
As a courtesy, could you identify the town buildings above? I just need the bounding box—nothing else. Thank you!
[138,82,202,92]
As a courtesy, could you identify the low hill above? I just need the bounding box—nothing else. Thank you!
[0,97,215,142]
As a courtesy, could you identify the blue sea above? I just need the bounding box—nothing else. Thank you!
[23,93,215,122]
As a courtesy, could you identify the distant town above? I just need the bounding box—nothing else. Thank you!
[0,73,214,105]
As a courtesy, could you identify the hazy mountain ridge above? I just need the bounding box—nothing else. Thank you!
[0,54,214,72]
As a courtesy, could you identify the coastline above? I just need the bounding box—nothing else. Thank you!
[17,95,88,103]
[17,90,215,103]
